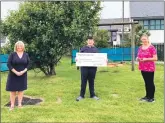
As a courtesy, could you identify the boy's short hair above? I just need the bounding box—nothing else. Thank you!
[87,36,93,40]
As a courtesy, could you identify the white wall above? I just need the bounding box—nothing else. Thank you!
[116,34,121,45]
[114,30,164,45]
[149,30,164,44]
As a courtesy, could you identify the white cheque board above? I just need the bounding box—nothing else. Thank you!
[76,53,107,67]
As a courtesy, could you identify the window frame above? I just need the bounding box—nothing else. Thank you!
[137,19,164,30]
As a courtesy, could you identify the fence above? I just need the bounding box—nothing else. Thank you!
[0,54,9,71]
[1,44,164,71]
[71,47,139,64]
[153,43,164,61]
[71,44,164,64]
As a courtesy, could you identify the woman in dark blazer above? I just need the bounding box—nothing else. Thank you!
[6,41,30,110]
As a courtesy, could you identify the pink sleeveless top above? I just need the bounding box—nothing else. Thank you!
[137,45,157,72]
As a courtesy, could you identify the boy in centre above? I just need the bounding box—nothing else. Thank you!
[76,36,99,101]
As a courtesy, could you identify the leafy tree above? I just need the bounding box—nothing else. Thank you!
[134,24,150,46]
[1,1,101,76]
[122,24,151,47]
[94,29,109,48]
[1,42,12,54]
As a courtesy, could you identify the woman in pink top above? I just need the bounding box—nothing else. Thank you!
[136,34,157,103]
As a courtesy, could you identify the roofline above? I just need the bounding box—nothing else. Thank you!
[97,21,139,26]
[99,18,130,20]
[131,16,164,20]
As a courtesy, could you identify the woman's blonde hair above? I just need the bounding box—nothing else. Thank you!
[14,41,25,52]
[140,34,151,44]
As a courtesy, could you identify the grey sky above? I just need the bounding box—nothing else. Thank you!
[100,1,130,19]
[1,1,130,20]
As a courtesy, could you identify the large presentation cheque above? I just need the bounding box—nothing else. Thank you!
[76,53,107,67]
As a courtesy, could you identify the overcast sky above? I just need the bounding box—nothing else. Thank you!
[1,1,130,20]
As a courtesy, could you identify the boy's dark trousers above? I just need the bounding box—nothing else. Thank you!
[80,67,97,97]
[141,71,155,99]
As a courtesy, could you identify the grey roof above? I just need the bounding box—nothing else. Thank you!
[130,1,164,19]
[99,18,130,24]
[99,18,131,30]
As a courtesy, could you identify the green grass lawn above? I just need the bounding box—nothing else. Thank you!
[1,57,164,122]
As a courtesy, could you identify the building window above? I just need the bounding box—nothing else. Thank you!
[144,25,149,30]
[143,20,149,25]
[155,25,160,30]
[150,20,156,30]
[138,19,164,30]
[161,25,164,30]
[161,20,164,30]
[143,20,149,29]
[139,20,143,25]
[155,20,161,30]
[156,20,161,25]
[161,20,164,24]
[150,25,155,30]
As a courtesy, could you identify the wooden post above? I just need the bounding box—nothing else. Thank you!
[0,0,1,46]
[131,23,135,71]
[0,1,1,52]
[122,1,124,62]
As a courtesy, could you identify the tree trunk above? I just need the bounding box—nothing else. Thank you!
[49,64,56,75]
[39,64,56,76]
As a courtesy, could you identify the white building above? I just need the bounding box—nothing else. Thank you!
[98,1,164,45]
[99,18,131,45]
[130,1,164,44]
